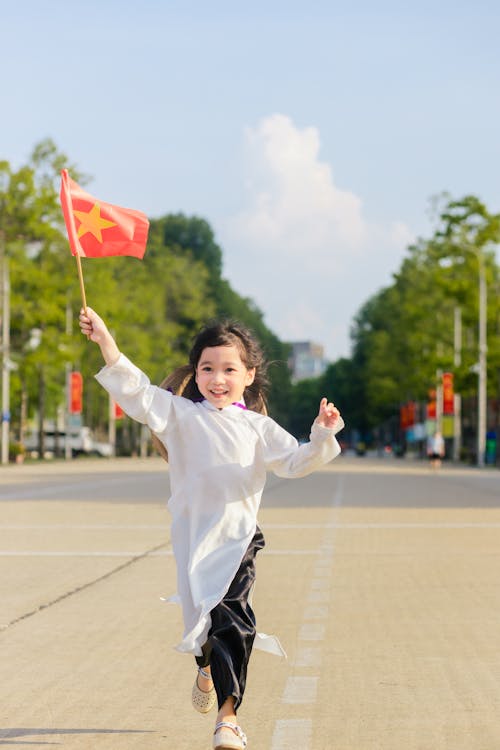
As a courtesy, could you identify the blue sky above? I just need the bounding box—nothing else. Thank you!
[2,1,500,359]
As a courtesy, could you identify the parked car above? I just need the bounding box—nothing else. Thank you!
[24,426,112,458]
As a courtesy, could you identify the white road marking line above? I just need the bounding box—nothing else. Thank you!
[282,676,318,704]
[299,623,326,641]
[312,566,331,577]
[271,719,312,750]
[263,522,500,529]
[272,481,343,749]
[0,478,155,501]
[0,548,329,558]
[302,605,329,620]
[319,543,334,553]
[4,521,499,530]
[294,646,322,668]
[0,524,169,530]
[262,549,323,555]
[0,550,173,557]
[307,590,330,603]
[310,578,328,590]
[333,476,344,507]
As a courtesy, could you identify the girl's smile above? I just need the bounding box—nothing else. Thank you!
[195,344,255,410]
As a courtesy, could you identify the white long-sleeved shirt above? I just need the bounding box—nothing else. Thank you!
[96,353,343,655]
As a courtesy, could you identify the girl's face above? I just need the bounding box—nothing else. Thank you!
[195,344,256,410]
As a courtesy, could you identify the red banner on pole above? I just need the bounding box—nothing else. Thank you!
[442,372,454,415]
[426,388,437,419]
[400,401,416,429]
[69,371,83,414]
[407,401,416,426]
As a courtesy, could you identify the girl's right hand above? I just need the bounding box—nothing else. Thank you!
[79,307,108,344]
[79,308,121,366]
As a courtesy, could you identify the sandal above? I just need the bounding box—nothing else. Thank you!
[192,667,216,714]
[213,721,247,750]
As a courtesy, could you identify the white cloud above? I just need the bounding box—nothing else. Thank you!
[216,114,415,360]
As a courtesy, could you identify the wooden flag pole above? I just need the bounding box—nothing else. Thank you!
[75,253,87,312]
[75,253,91,341]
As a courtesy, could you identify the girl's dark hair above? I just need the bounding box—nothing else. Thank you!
[152,319,269,461]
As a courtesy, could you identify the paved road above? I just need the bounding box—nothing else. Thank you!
[1,456,500,749]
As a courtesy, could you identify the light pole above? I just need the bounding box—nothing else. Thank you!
[440,246,487,467]
[477,252,487,467]
[0,233,9,466]
[65,301,73,460]
[453,306,462,462]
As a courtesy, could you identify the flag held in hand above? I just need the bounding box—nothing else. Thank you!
[60,169,149,259]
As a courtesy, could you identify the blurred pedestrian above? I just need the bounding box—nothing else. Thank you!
[427,430,445,469]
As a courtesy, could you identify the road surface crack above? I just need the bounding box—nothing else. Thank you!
[0,541,168,632]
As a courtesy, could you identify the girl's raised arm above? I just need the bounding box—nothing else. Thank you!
[79,307,121,366]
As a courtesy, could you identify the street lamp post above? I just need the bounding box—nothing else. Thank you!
[453,306,462,463]
[1,255,9,466]
[477,253,487,467]
[441,245,487,467]
[65,301,73,461]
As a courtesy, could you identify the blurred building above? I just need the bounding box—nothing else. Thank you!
[288,341,328,383]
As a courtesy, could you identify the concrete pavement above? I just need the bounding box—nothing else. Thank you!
[1,456,500,749]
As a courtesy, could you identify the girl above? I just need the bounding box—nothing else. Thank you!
[79,308,344,750]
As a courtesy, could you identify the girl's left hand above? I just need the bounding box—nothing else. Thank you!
[315,397,341,429]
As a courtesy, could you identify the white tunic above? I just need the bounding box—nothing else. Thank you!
[96,354,343,656]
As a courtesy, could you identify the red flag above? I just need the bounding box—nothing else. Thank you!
[60,169,149,259]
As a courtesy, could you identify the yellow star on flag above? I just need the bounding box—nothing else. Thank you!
[74,202,117,242]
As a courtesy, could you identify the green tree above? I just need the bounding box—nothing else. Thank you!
[0,140,82,454]
[347,194,500,442]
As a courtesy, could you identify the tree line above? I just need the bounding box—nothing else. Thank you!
[1,140,292,456]
[1,140,499,459]
[288,194,500,461]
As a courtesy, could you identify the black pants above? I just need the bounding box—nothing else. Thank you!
[195,527,265,711]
